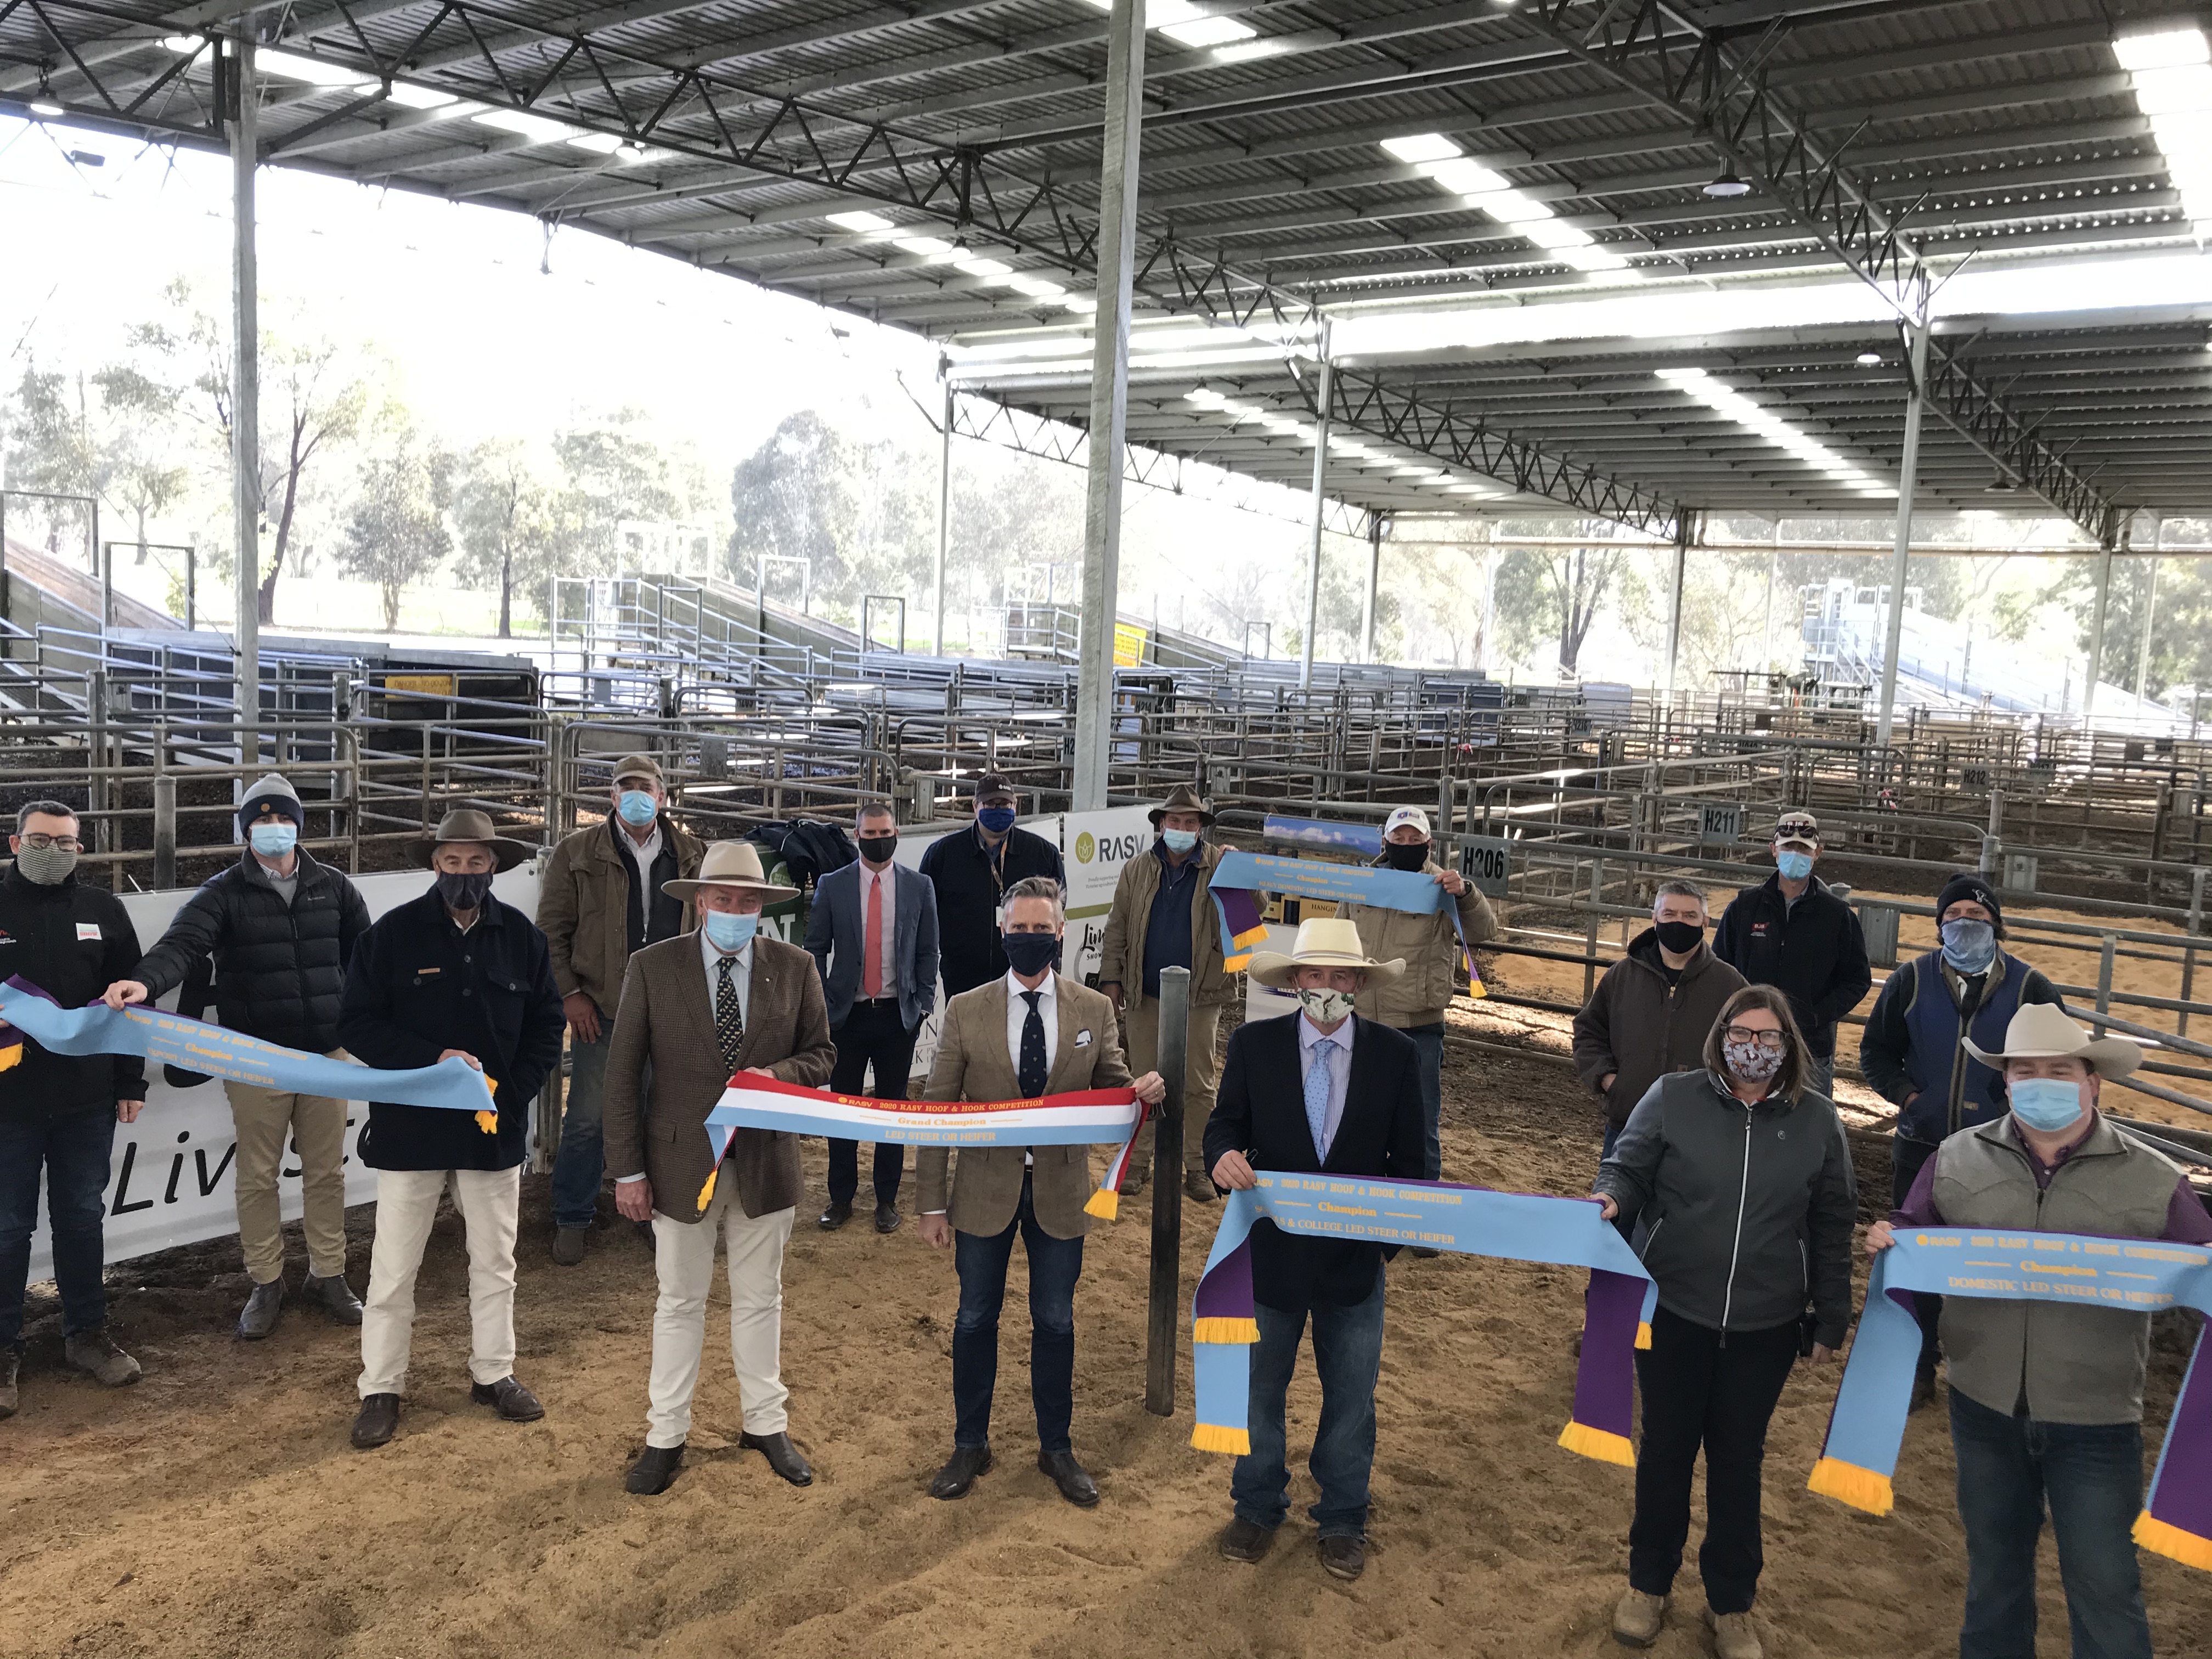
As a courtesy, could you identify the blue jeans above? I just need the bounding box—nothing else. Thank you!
[1950,1389,2152,1659]
[1404,1022,1445,1180]
[0,1110,117,1350]
[952,1176,1084,1453]
[1602,1122,1622,1161]
[1804,1055,1835,1101]
[550,1030,612,1229]
[1231,1268,1387,1539]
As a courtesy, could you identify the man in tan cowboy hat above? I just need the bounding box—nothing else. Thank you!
[338,809,566,1451]
[1097,781,1237,1201]
[602,840,837,1497]
[537,752,704,1265]
[1870,1003,2211,1659]
[1204,918,1425,1585]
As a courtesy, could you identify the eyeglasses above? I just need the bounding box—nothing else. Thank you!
[1724,1025,1787,1052]
[18,833,83,852]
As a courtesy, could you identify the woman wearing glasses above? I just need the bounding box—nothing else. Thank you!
[1592,985,1858,1659]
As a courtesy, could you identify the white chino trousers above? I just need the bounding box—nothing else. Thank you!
[357,1166,521,1399]
[646,1180,795,1448]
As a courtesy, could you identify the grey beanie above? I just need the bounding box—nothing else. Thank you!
[239,774,305,830]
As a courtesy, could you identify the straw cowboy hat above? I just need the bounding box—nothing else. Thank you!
[1248,917,1404,990]
[1148,782,1216,828]
[413,808,534,872]
[1962,1003,2144,1081]
[663,839,790,902]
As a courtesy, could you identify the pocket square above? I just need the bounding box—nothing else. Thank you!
[1075,1028,1094,1048]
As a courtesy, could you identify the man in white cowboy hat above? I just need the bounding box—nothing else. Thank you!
[338,809,566,1451]
[1204,917,1426,1585]
[1097,781,1237,1201]
[1869,1003,2212,1659]
[603,840,837,1497]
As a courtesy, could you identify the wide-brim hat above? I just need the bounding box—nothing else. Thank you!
[664,839,791,901]
[1249,917,1404,990]
[1961,1002,2143,1081]
[1149,782,1216,827]
[414,808,533,872]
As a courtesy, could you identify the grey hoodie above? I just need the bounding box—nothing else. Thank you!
[1596,1068,1859,1348]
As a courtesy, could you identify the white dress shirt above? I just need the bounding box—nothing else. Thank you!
[616,928,753,1187]
[1297,1012,1356,1158]
[622,821,664,896]
[858,859,898,995]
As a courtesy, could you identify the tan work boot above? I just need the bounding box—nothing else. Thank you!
[1706,1606,1763,1659]
[1611,1587,1667,1648]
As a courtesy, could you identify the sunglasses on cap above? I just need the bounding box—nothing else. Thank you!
[1775,820,1819,840]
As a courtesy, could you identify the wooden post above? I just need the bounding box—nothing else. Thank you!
[1146,964,1189,1417]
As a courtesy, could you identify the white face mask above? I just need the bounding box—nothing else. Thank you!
[1295,986,1356,1025]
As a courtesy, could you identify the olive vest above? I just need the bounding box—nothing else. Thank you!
[1931,1114,2182,1424]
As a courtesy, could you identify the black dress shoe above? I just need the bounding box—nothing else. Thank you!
[740,1430,814,1486]
[301,1272,364,1324]
[470,1375,546,1421]
[551,1226,589,1266]
[238,1278,284,1340]
[873,1201,900,1234]
[929,1443,992,1499]
[627,1443,684,1496]
[1037,1448,1099,1508]
[819,1200,854,1231]
[1218,1517,1276,1563]
[351,1393,400,1449]
[1318,1534,1366,1581]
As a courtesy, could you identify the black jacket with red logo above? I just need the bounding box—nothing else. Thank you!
[1711,872,1873,1062]
[0,862,145,1119]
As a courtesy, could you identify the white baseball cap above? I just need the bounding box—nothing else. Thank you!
[1383,805,1432,838]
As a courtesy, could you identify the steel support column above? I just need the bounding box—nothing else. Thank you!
[231,33,262,766]
[1359,513,1381,664]
[1874,312,1930,753]
[1299,319,1334,691]
[1070,0,1144,812]
[1662,515,1691,705]
[933,372,952,656]
[2135,514,2163,702]
[2084,526,2119,728]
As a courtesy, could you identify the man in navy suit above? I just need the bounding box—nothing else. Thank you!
[804,803,940,1233]
[1203,917,1424,1585]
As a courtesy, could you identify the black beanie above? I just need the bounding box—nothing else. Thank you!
[1936,872,2001,932]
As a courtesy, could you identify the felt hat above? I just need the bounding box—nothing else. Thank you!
[1961,1003,2143,1081]
[1149,782,1216,828]
[664,839,789,901]
[1248,917,1404,990]
[414,808,534,872]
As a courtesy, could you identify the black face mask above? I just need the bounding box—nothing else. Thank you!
[436,871,495,911]
[1382,840,1430,872]
[1002,930,1061,976]
[1654,919,1703,955]
[857,835,898,865]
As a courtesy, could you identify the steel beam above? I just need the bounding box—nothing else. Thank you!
[229,32,260,765]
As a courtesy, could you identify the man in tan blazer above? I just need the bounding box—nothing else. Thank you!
[917,874,1165,1508]
[603,842,836,1497]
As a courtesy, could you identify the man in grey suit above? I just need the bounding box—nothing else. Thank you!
[804,802,940,1234]
[916,875,1165,1508]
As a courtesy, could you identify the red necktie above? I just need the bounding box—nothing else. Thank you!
[863,869,885,998]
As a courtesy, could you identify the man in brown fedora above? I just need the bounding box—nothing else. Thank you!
[537,753,704,1265]
[603,841,838,1497]
[1097,782,1235,1201]
[338,809,566,1451]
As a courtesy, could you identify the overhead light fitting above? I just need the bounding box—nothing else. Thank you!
[1704,165,1754,198]
[1984,473,2023,494]
[29,98,63,117]
[1855,351,1883,366]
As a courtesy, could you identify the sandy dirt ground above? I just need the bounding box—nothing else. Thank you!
[5,1012,2209,1659]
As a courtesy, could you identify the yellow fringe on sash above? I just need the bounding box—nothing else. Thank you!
[1190,1423,1251,1455]
[1635,1321,1652,1350]
[696,1167,719,1211]
[1231,922,1270,949]
[2134,1511,2212,1572]
[0,1042,18,1072]
[1084,1186,1119,1221]
[1557,1420,1636,1467]
[1193,1317,1261,1345]
[1807,1457,1895,1515]
[1466,979,1488,1000]
[473,1110,498,1135]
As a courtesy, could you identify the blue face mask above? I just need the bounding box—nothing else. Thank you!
[703,909,758,951]
[249,822,297,858]
[1161,828,1199,854]
[1940,917,1997,973]
[1775,849,1814,882]
[977,805,1018,835]
[2010,1076,2085,1133]
[616,789,659,827]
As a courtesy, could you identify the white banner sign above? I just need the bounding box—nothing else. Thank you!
[30,864,540,1278]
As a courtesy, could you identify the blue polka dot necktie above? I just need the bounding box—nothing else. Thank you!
[1019,990,1048,1098]
[715,955,745,1073]
[1305,1035,1337,1161]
